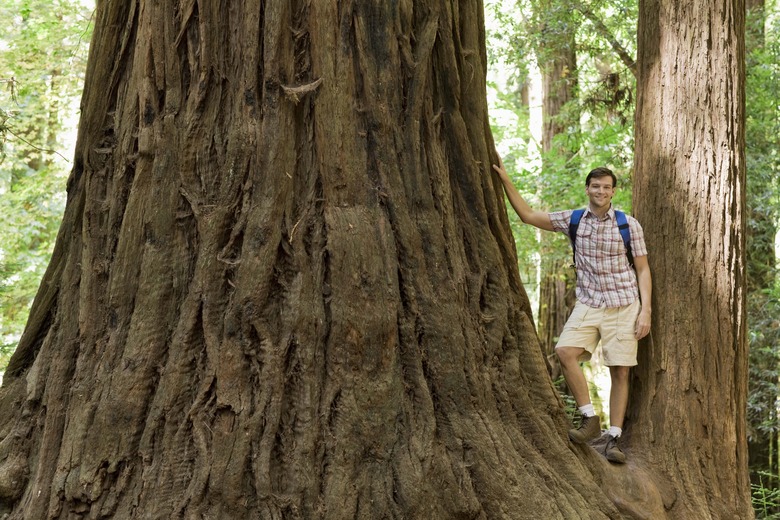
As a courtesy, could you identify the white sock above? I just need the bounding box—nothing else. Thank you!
[578,404,596,417]
[608,426,623,438]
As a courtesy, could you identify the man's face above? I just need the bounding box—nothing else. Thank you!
[585,177,616,209]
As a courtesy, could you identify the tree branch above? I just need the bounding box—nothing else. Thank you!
[577,5,637,78]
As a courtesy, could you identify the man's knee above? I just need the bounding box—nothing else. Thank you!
[556,347,583,366]
[610,366,630,383]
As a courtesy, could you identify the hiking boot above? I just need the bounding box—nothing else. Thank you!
[604,435,626,464]
[568,415,601,444]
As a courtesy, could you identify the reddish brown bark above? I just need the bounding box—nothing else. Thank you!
[631,0,752,518]
[0,1,753,518]
[0,1,629,518]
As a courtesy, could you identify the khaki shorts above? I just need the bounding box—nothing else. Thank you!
[555,300,641,367]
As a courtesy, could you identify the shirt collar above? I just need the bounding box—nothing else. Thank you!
[583,204,615,221]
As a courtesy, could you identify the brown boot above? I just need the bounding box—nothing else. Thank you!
[604,435,626,464]
[568,415,601,444]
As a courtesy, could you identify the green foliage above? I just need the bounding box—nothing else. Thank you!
[486,0,638,302]
[746,7,780,501]
[753,471,780,520]
[486,0,532,97]
[748,287,780,429]
[487,0,637,196]
[555,375,578,419]
[0,0,93,368]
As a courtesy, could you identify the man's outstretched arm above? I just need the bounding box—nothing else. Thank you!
[492,157,554,232]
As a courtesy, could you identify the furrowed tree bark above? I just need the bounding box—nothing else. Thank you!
[0,1,633,518]
[630,0,752,517]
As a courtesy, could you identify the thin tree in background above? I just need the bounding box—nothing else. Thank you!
[529,0,580,372]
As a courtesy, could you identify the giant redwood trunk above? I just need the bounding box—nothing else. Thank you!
[630,0,752,518]
[0,1,637,518]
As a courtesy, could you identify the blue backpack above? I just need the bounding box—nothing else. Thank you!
[568,209,634,268]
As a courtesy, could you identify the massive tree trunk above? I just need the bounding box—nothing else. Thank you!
[630,0,752,518]
[0,1,632,518]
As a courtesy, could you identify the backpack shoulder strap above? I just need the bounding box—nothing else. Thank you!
[614,210,635,268]
[568,209,585,266]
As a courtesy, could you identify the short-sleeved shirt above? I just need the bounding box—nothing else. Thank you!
[549,206,648,309]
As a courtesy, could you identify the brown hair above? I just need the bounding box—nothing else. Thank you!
[585,167,617,188]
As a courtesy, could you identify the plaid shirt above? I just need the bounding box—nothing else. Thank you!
[549,206,648,308]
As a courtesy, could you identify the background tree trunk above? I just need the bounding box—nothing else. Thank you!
[630,0,752,517]
[0,1,629,518]
[531,0,579,370]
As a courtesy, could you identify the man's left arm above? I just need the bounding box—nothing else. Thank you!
[634,255,652,340]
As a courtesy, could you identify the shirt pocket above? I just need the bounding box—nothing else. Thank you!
[603,227,626,257]
[575,226,593,251]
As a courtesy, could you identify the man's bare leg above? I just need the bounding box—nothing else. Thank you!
[558,346,601,443]
[605,365,630,463]
[609,365,630,429]
[556,347,590,406]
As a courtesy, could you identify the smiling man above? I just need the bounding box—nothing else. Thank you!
[492,158,652,464]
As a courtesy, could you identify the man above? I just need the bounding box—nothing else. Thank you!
[492,157,652,464]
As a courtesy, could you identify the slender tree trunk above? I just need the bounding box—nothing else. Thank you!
[0,1,628,518]
[538,264,574,379]
[631,0,752,518]
[532,0,579,366]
